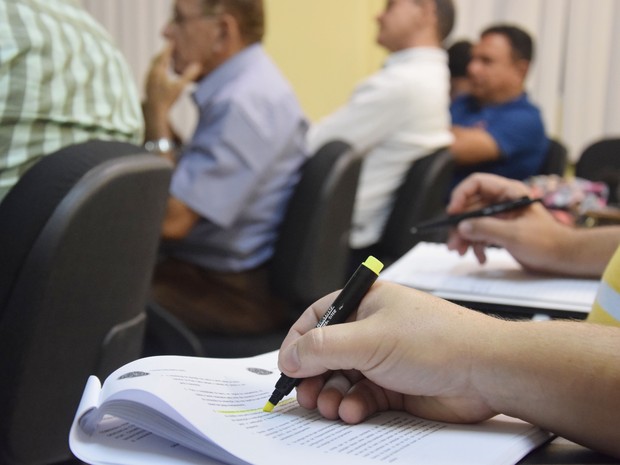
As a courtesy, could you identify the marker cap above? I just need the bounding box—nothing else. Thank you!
[363,256,384,275]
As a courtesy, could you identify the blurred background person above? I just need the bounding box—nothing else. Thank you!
[450,24,548,188]
[306,0,455,265]
[0,0,143,203]
[144,0,309,335]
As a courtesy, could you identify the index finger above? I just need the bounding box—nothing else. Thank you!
[448,173,531,214]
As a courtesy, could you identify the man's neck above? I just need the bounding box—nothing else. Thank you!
[386,28,440,53]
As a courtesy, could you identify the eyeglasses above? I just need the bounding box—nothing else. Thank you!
[168,10,209,27]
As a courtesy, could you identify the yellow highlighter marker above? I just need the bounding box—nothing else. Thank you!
[263,256,383,412]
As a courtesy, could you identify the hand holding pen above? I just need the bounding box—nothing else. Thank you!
[411,196,543,234]
[445,173,569,269]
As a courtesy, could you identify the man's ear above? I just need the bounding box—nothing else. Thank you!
[515,58,530,79]
[213,13,242,53]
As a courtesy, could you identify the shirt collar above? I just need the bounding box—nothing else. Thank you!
[193,43,264,106]
[384,47,447,67]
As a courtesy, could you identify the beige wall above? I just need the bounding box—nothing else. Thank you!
[263,0,387,122]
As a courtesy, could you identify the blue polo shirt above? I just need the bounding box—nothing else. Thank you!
[450,93,548,185]
[166,44,308,272]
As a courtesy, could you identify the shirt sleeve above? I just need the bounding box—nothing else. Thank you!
[485,107,546,161]
[170,100,274,229]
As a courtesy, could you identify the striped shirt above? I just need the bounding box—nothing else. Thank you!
[588,245,620,326]
[0,0,143,202]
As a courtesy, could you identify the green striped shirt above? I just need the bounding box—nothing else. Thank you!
[0,0,144,201]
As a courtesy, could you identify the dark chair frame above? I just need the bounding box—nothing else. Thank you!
[0,140,172,465]
[538,138,568,176]
[371,147,454,265]
[575,138,620,204]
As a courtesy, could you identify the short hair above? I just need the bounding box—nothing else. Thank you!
[481,24,534,62]
[202,0,265,44]
[447,40,472,77]
[413,0,455,42]
[434,0,456,41]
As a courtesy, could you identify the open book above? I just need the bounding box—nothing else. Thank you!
[70,351,551,465]
[381,242,600,314]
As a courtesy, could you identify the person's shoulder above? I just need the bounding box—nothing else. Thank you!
[505,96,545,127]
[237,46,296,95]
[505,93,542,112]
[450,94,477,112]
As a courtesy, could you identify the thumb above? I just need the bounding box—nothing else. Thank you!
[457,217,516,248]
[279,320,374,378]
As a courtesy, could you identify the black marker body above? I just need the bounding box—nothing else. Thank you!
[264,257,383,410]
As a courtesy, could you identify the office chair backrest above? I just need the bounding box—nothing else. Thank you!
[538,138,568,176]
[0,140,172,465]
[575,138,620,204]
[374,147,454,264]
[270,140,363,312]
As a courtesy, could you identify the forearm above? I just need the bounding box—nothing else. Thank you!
[549,225,620,277]
[142,101,174,142]
[450,126,500,164]
[476,319,620,457]
[161,196,199,240]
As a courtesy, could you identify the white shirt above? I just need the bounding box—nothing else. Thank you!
[307,47,453,248]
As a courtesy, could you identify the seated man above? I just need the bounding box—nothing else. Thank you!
[306,0,455,255]
[144,0,308,335]
[450,24,548,187]
[0,0,143,203]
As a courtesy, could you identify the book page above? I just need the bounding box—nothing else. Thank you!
[71,352,551,465]
[381,242,599,312]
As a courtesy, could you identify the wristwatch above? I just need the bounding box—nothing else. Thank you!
[144,138,176,154]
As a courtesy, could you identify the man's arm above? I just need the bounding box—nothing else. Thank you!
[143,46,202,144]
[143,46,203,239]
[447,173,620,277]
[278,282,620,458]
[161,197,200,240]
[450,125,501,164]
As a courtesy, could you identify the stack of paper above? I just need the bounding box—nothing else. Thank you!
[380,242,600,313]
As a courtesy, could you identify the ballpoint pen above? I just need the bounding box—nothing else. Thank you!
[410,196,543,234]
[263,255,384,412]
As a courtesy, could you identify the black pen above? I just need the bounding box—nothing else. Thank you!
[263,256,384,412]
[410,196,543,235]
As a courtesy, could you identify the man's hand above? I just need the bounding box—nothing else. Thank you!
[278,282,497,425]
[143,45,202,140]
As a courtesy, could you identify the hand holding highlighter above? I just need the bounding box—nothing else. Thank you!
[263,256,384,412]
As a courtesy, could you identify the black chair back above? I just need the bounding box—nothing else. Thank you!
[269,140,362,310]
[373,147,454,265]
[575,138,620,204]
[538,138,568,176]
[0,140,172,465]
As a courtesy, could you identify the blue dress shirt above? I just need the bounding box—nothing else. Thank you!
[166,44,308,272]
